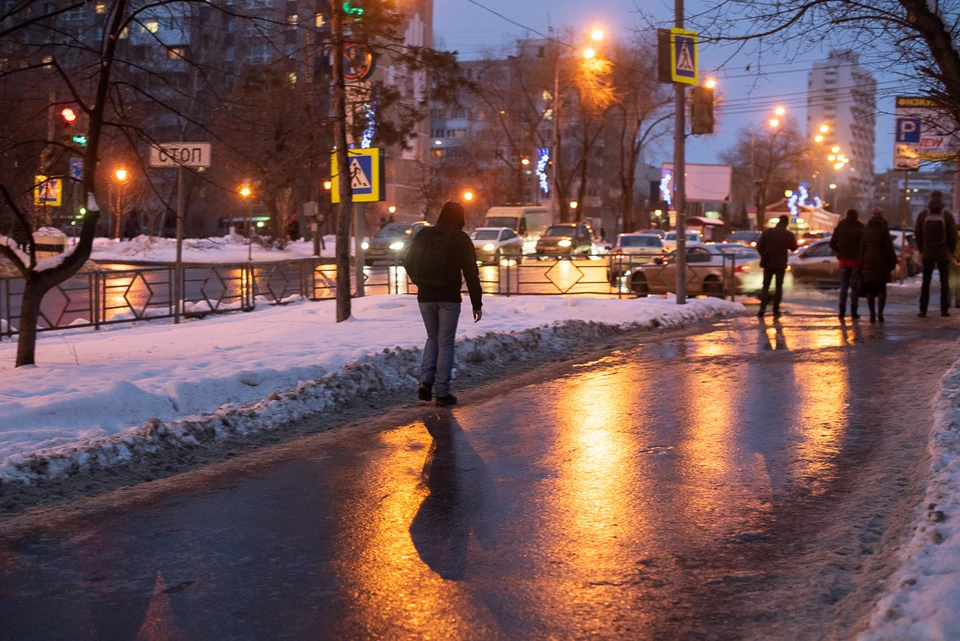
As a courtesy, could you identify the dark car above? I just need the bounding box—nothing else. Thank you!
[726,230,761,247]
[535,223,594,257]
[363,221,429,265]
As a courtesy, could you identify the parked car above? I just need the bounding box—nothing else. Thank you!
[726,230,762,247]
[634,228,665,238]
[363,221,430,265]
[535,223,595,257]
[607,233,666,283]
[797,230,832,247]
[662,230,704,252]
[629,245,766,296]
[789,240,837,286]
[470,226,524,264]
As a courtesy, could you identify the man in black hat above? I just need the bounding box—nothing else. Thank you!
[916,190,957,317]
[756,214,798,318]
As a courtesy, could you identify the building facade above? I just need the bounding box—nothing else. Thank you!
[806,50,877,212]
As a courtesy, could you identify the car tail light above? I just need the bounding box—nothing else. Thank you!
[749,241,757,247]
[735,264,751,273]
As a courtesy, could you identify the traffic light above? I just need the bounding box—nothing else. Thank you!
[343,0,362,18]
[60,105,88,147]
[690,85,715,135]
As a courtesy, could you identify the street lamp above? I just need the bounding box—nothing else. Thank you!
[388,205,397,214]
[115,168,128,182]
[239,184,254,260]
[463,190,474,202]
[570,200,579,210]
[704,77,717,89]
[752,107,787,229]
[552,28,604,220]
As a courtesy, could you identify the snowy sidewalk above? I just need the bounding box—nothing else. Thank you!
[860,359,960,640]
[0,294,742,486]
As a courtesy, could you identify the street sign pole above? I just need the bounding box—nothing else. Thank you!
[355,203,365,297]
[175,165,183,324]
[674,0,687,305]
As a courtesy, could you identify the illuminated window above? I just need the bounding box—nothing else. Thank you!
[95,1,106,12]
[142,19,159,33]
[287,14,298,25]
[166,46,184,59]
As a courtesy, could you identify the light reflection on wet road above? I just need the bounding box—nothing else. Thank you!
[1,307,958,640]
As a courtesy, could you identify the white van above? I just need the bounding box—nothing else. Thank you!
[483,206,553,239]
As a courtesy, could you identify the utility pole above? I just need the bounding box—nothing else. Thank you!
[331,0,354,322]
[673,0,687,305]
[552,41,563,222]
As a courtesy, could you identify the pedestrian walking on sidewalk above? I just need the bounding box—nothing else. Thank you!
[916,190,957,317]
[756,214,798,318]
[404,201,483,407]
[830,209,865,320]
[859,208,898,323]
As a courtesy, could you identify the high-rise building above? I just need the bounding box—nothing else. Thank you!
[806,50,877,212]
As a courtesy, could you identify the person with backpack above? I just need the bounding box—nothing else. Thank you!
[829,208,864,320]
[859,207,898,323]
[915,190,957,317]
[403,201,483,407]
[756,214,798,318]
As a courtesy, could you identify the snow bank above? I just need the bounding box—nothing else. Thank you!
[860,363,960,640]
[0,295,742,487]
[89,235,339,263]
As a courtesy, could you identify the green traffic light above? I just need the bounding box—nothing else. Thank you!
[343,1,363,16]
[79,207,87,215]
[71,134,88,146]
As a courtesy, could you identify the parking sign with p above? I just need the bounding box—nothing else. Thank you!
[896,118,921,143]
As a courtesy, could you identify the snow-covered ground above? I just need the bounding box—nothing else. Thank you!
[860,360,960,640]
[88,234,338,264]
[0,294,743,486]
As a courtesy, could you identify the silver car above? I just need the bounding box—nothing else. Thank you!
[470,227,524,264]
[789,240,838,286]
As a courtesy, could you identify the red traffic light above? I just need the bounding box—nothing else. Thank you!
[60,107,78,123]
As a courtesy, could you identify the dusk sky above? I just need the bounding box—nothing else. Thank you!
[433,0,909,177]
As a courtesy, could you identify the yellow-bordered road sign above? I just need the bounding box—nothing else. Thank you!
[34,175,63,207]
[670,28,698,85]
[331,148,384,203]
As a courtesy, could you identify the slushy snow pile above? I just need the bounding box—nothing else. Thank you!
[0,294,742,486]
[89,235,337,263]
[860,361,960,640]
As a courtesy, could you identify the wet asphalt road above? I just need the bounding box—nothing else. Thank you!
[2,298,959,640]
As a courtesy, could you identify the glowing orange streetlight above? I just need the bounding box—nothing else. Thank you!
[463,190,474,202]
[769,118,780,128]
[704,77,717,89]
[582,47,596,60]
[114,168,128,182]
[590,28,604,42]
[239,184,254,259]
[819,124,829,133]
[774,106,785,116]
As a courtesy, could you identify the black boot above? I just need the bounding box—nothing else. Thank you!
[418,382,432,401]
[867,297,876,323]
[878,293,886,322]
[838,301,846,320]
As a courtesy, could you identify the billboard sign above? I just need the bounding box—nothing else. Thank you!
[660,163,732,203]
[894,96,959,170]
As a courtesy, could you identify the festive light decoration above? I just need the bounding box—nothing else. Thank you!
[660,171,673,206]
[360,98,377,149]
[536,147,550,195]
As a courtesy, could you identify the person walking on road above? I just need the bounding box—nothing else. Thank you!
[916,190,957,317]
[830,209,865,320]
[756,214,798,318]
[859,207,898,323]
[404,201,483,407]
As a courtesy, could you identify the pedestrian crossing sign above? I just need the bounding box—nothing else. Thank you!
[670,28,698,85]
[33,175,63,207]
[331,148,384,203]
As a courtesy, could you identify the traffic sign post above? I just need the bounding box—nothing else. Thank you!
[34,175,63,207]
[149,142,213,324]
[330,148,384,203]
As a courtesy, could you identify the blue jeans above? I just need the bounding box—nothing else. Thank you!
[419,302,461,397]
[839,267,860,315]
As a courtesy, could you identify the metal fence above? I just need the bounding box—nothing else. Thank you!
[0,253,739,338]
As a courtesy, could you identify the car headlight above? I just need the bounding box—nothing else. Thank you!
[361,241,369,250]
[389,241,405,250]
[482,243,496,251]
[558,239,572,248]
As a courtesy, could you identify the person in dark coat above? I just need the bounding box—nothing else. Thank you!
[123,212,139,240]
[915,190,957,317]
[829,208,865,320]
[404,201,483,407]
[756,214,798,318]
[859,207,898,323]
[286,215,300,242]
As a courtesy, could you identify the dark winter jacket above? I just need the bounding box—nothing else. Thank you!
[916,207,958,263]
[859,217,898,284]
[757,222,798,271]
[829,218,864,262]
[405,205,483,310]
